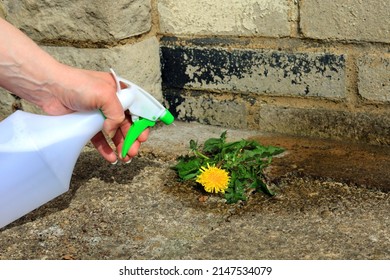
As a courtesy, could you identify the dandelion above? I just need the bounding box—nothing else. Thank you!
[196,164,230,194]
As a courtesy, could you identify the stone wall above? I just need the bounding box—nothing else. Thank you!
[0,0,162,117]
[159,0,390,145]
[0,0,389,145]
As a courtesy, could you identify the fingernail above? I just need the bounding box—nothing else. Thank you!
[111,159,118,165]
[125,158,132,164]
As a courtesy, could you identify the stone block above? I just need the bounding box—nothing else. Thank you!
[2,0,151,42]
[163,89,390,145]
[256,105,390,145]
[300,0,390,43]
[158,0,290,37]
[161,45,346,100]
[44,37,162,100]
[0,38,161,115]
[163,90,248,128]
[358,55,390,103]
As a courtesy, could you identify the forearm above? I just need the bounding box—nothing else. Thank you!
[0,18,63,106]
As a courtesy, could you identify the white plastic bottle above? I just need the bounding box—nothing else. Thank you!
[0,110,103,228]
[0,70,174,228]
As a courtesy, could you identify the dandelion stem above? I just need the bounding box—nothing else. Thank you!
[194,150,210,160]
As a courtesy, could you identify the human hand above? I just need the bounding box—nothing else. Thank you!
[37,65,149,163]
[27,64,149,163]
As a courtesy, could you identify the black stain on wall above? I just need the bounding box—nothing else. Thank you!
[161,45,345,89]
[160,40,345,119]
[162,88,188,120]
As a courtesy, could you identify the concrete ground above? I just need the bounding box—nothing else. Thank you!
[0,122,389,260]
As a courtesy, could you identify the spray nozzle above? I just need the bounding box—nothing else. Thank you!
[109,69,174,159]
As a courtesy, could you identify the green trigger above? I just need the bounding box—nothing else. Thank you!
[121,118,155,159]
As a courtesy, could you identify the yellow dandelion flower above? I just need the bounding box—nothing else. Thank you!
[196,164,230,194]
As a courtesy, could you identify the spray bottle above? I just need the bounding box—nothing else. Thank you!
[0,69,174,229]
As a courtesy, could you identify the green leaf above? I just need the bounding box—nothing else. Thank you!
[189,139,198,151]
[224,179,246,204]
[171,131,284,204]
[203,138,222,153]
[172,156,202,180]
[202,131,227,154]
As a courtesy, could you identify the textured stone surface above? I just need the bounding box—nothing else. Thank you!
[164,90,249,128]
[161,45,346,99]
[163,89,390,146]
[0,5,5,18]
[2,0,152,42]
[1,122,390,260]
[158,0,290,37]
[300,0,390,43]
[45,37,162,99]
[0,89,15,119]
[5,37,161,114]
[358,55,390,103]
[256,105,390,145]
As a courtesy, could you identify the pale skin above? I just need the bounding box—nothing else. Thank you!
[0,18,149,163]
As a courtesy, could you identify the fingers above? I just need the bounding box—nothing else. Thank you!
[92,124,150,164]
[122,128,149,161]
[111,123,150,162]
[86,71,150,162]
[91,132,118,164]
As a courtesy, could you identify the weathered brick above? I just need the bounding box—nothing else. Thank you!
[358,55,390,103]
[2,0,151,42]
[300,0,390,43]
[158,0,290,37]
[161,45,346,100]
